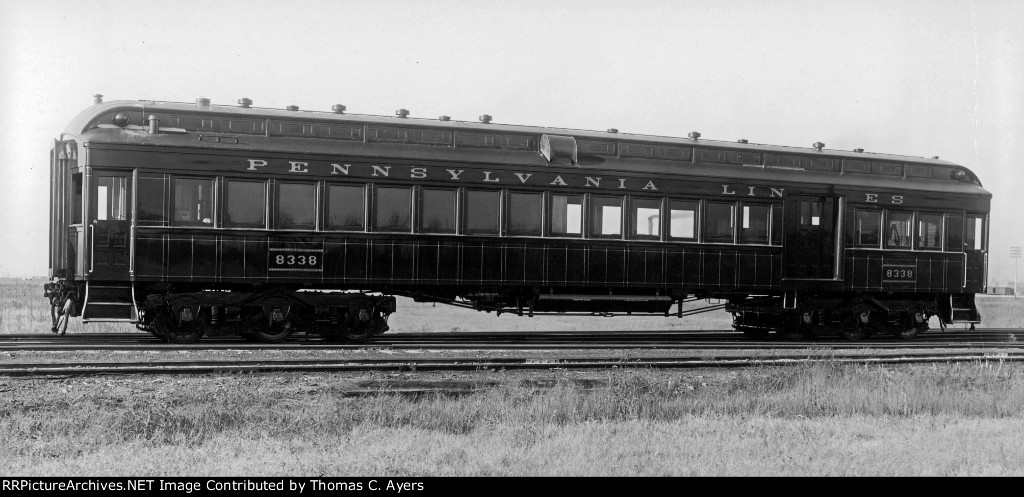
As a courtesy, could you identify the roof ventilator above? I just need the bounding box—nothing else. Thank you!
[93,94,103,104]
[540,134,578,166]
[812,142,825,152]
[396,109,409,118]
[479,114,492,124]
[286,105,299,111]
[688,131,701,141]
[332,104,346,114]
[238,98,252,108]
[196,97,210,108]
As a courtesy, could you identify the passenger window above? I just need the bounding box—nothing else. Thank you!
[225,180,266,228]
[591,196,623,238]
[945,214,963,252]
[704,202,735,243]
[771,204,782,246]
[885,211,912,249]
[965,216,984,251]
[549,194,582,237]
[854,210,881,247]
[740,203,770,245]
[277,182,316,230]
[326,184,365,231]
[509,192,542,236]
[173,178,214,226]
[917,213,942,250]
[421,188,456,234]
[630,198,660,239]
[137,175,165,224]
[669,200,697,240]
[465,190,500,235]
[374,186,412,232]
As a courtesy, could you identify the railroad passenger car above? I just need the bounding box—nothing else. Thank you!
[45,96,991,342]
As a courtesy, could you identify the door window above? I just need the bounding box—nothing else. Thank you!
[95,176,127,221]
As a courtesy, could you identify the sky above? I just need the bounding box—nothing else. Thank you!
[1,0,1022,284]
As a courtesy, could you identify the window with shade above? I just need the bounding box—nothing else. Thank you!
[917,213,942,250]
[886,211,913,249]
[172,178,214,226]
[739,203,770,245]
[704,202,735,243]
[548,194,582,237]
[669,200,697,240]
[589,196,623,238]
[854,209,881,247]
[630,197,660,240]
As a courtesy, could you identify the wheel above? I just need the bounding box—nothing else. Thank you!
[249,314,295,343]
[153,310,205,344]
[894,312,929,339]
[339,315,389,343]
[895,323,928,339]
[841,311,874,341]
[338,300,390,343]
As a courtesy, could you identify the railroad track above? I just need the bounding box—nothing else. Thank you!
[2,350,1022,377]
[1,329,1020,352]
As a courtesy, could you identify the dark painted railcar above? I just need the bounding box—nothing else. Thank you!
[45,96,991,342]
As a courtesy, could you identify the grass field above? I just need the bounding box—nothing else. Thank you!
[3,277,1022,335]
[2,362,1023,475]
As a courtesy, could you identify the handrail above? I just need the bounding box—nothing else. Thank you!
[88,224,95,273]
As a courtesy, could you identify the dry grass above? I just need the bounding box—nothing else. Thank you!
[2,362,1024,475]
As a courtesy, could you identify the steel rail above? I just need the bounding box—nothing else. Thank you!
[2,351,1023,377]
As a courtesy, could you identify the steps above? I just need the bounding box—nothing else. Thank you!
[82,284,138,322]
[950,294,981,324]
